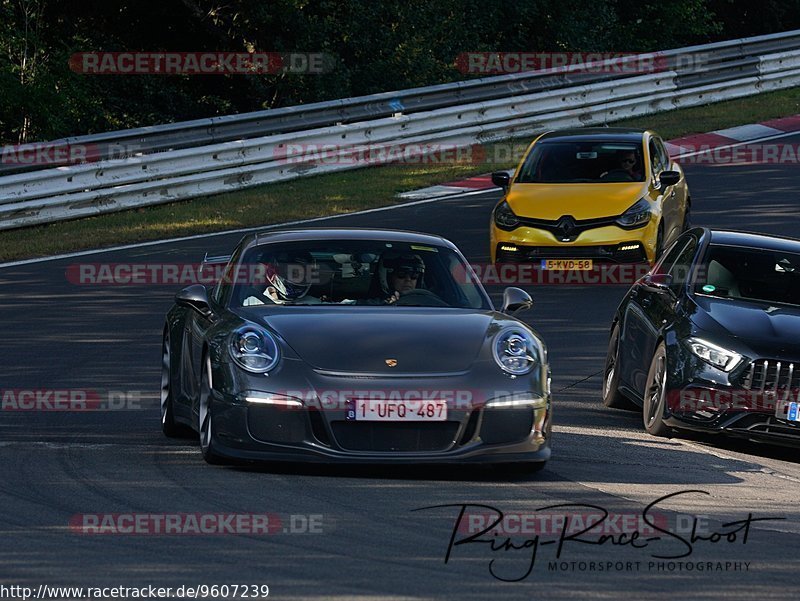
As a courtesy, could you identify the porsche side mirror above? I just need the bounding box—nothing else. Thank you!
[491,171,511,188]
[176,284,213,315]
[659,170,680,186]
[502,287,533,314]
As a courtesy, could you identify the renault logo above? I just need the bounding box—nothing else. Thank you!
[556,215,577,241]
[385,359,398,367]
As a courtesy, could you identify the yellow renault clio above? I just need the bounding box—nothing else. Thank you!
[490,128,689,265]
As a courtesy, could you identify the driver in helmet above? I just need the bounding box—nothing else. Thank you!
[243,249,321,305]
[361,252,425,304]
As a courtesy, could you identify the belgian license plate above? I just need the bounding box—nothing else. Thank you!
[541,259,593,270]
[346,399,448,421]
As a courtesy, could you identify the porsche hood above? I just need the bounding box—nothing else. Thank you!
[248,308,500,373]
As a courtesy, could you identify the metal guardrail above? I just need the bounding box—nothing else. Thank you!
[1,30,800,230]
[4,29,800,177]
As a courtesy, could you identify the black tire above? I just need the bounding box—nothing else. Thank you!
[654,222,665,261]
[160,332,187,438]
[602,323,637,410]
[682,200,691,232]
[199,353,225,465]
[643,342,671,437]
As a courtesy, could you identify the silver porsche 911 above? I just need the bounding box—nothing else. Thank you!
[161,228,552,470]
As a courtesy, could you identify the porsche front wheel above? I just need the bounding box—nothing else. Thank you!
[199,354,225,464]
[160,332,184,437]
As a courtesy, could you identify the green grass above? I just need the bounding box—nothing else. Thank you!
[1,86,800,262]
[612,87,800,139]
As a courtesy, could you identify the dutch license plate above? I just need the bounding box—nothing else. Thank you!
[345,399,448,422]
[787,402,800,422]
[541,259,593,270]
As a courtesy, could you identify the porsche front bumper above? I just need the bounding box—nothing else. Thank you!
[206,387,551,465]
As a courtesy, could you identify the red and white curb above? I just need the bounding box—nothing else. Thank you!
[398,172,512,200]
[397,173,509,200]
[398,115,800,200]
[666,115,800,156]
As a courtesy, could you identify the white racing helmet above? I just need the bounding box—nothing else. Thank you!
[260,249,315,302]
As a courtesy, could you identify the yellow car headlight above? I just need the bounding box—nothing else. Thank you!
[494,201,520,230]
[615,198,652,229]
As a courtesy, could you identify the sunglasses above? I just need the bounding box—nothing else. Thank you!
[393,269,422,279]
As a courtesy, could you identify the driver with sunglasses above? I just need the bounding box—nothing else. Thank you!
[600,150,642,181]
[618,151,642,180]
[385,255,425,304]
[360,252,426,304]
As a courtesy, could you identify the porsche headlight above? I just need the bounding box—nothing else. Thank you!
[229,325,280,373]
[686,337,742,372]
[494,201,520,229]
[615,198,652,229]
[493,328,539,375]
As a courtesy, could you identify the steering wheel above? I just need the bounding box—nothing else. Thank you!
[394,289,449,307]
[600,169,635,182]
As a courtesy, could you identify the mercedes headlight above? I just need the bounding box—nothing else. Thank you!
[686,337,742,372]
[493,328,539,375]
[229,325,280,373]
[494,201,520,229]
[615,198,652,229]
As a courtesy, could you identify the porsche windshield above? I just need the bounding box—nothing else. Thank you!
[220,240,491,309]
[516,141,645,183]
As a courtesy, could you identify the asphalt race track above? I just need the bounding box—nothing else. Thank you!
[2,135,800,600]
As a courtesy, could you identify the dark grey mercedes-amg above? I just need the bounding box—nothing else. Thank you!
[603,227,800,446]
[161,228,551,468]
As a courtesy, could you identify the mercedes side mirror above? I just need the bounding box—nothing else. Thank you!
[642,273,673,292]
